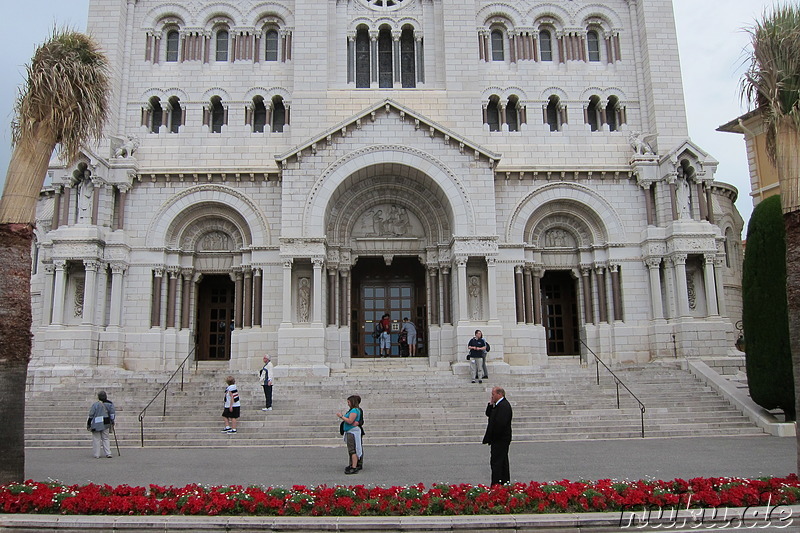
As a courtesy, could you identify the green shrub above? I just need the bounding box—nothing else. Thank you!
[742,195,795,420]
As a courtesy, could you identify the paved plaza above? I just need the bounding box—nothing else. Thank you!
[26,435,796,488]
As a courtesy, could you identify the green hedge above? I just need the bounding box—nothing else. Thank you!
[742,195,795,420]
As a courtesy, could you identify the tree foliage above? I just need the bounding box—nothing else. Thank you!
[742,195,795,420]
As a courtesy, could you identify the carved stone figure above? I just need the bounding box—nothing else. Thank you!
[546,229,569,248]
[77,178,94,223]
[298,277,311,322]
[628,131,656,155]
[676,178,691,220]
[113,135,140,158]
[468,276,481,320]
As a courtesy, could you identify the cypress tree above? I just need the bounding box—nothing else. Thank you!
[742,195,795,420]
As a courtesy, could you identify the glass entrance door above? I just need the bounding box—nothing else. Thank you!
[196,274,235,361]
[541,270,580,356]
[350,256,426,358]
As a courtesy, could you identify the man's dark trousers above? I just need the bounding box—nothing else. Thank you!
[490,441,510,485]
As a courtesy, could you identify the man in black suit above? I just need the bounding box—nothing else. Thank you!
[482,386,512,485]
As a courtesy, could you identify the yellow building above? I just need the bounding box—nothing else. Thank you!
[718,110,780,206]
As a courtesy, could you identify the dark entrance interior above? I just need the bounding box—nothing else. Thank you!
[351,257,426,357]
[196,274,235,361]
[541,270,580,356]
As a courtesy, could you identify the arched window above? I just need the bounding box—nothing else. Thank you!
[265,29,279,61]
[587,30,601,62]
[252,96,267,133]
[486,96,500,132]
[216,29,229,62]
[507,96,520,132]
[586,96,601,132]
[210,96,225,133]
[271,96,286,133]
[400,26,416,88]
[539,30,553,61]
[149,97,163,133]
[165,30,180,62]
[378,26,393,88]
[546,95,561,132]
[490,29,505,61]
[168,96,182,133]
[355,27,370,88]
[606,96,619,132]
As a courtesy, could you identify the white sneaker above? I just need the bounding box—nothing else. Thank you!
[262,407,272,411]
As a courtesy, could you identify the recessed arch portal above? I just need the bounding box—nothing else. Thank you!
[325,163,454,251]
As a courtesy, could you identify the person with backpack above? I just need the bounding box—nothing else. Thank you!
[221,375,240,434]
[86,390,115,458]
[258,354,274,411]
[336,394,364,474]
[467,329,490,383]
[377,313,391,357]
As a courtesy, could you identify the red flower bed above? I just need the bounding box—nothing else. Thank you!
[0,476,798,516]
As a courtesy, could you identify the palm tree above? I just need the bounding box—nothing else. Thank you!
[741,5,800,470]
[0,29,109,483]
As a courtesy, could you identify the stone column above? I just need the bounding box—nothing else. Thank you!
[523,267,533,324]
[312,258,324,324]
[166,269,178,328]
[51,260,67,325]
[532,267,543,325]
[117,185,129,230]
[456,258,468,322]
[346,34,355,84]
[180,269,192,330]
[644,184,655,225]
[415,34,425,83]
[581,267,594,324]
[441,267,451,324]
[486,257,498,322]
[610,264,623,321]
[60,188,71,227]
[669,181,678,221]
[596,266,608,323]
[108,264,126,328]
[392,30,401,87]
[428,267,439,326]
[645,258,663,320]
[514,265,524,323]
[663,257,676,319]
[252,268,262,327]
[714,258,727,316]
[81,259,100,326]
[243,267,253,327]
[42,264,55,325]
[342,268,351,327]
[672,254,690,317]
[370,30,378,86]
[151,268,163,328]
[91,185,100,225]
[703,254,719,316]
[282,260,293,324]
[234,270,243,329]
[52,186,62,230]
[328,269,337,326]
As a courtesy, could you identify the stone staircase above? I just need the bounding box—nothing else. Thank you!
[24,359,765,449]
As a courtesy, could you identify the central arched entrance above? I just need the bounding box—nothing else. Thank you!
[350,256,427,357]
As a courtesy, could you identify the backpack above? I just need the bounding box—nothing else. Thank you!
[485,341,491,352]
[372,321,384,339]
[339,408,366,436]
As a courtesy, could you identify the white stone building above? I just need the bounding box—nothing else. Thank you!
[30,0,744,376]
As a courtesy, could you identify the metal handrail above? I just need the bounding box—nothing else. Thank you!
[138,347,197,447]
[578,339,646,438]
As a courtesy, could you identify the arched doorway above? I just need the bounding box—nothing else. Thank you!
[195,274,235,361]
[541,270,580,356]
[350,256,427,357]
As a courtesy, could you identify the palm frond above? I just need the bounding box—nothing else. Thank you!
[741,3,800,164]
[11,28,110,166]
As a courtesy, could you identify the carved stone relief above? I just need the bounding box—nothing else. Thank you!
[353,204,420,238]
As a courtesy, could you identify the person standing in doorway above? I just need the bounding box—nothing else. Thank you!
[483,386,512,486]
[259,354,274,411]
[221,376,240,434]
[379,313,391,357]
[467,330,488,383]
[86,390,115,458]
[401,317,417,357]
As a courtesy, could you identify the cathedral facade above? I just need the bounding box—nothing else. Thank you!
[30,0,744,375]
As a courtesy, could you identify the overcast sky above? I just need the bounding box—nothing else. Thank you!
[0,0,779,235]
